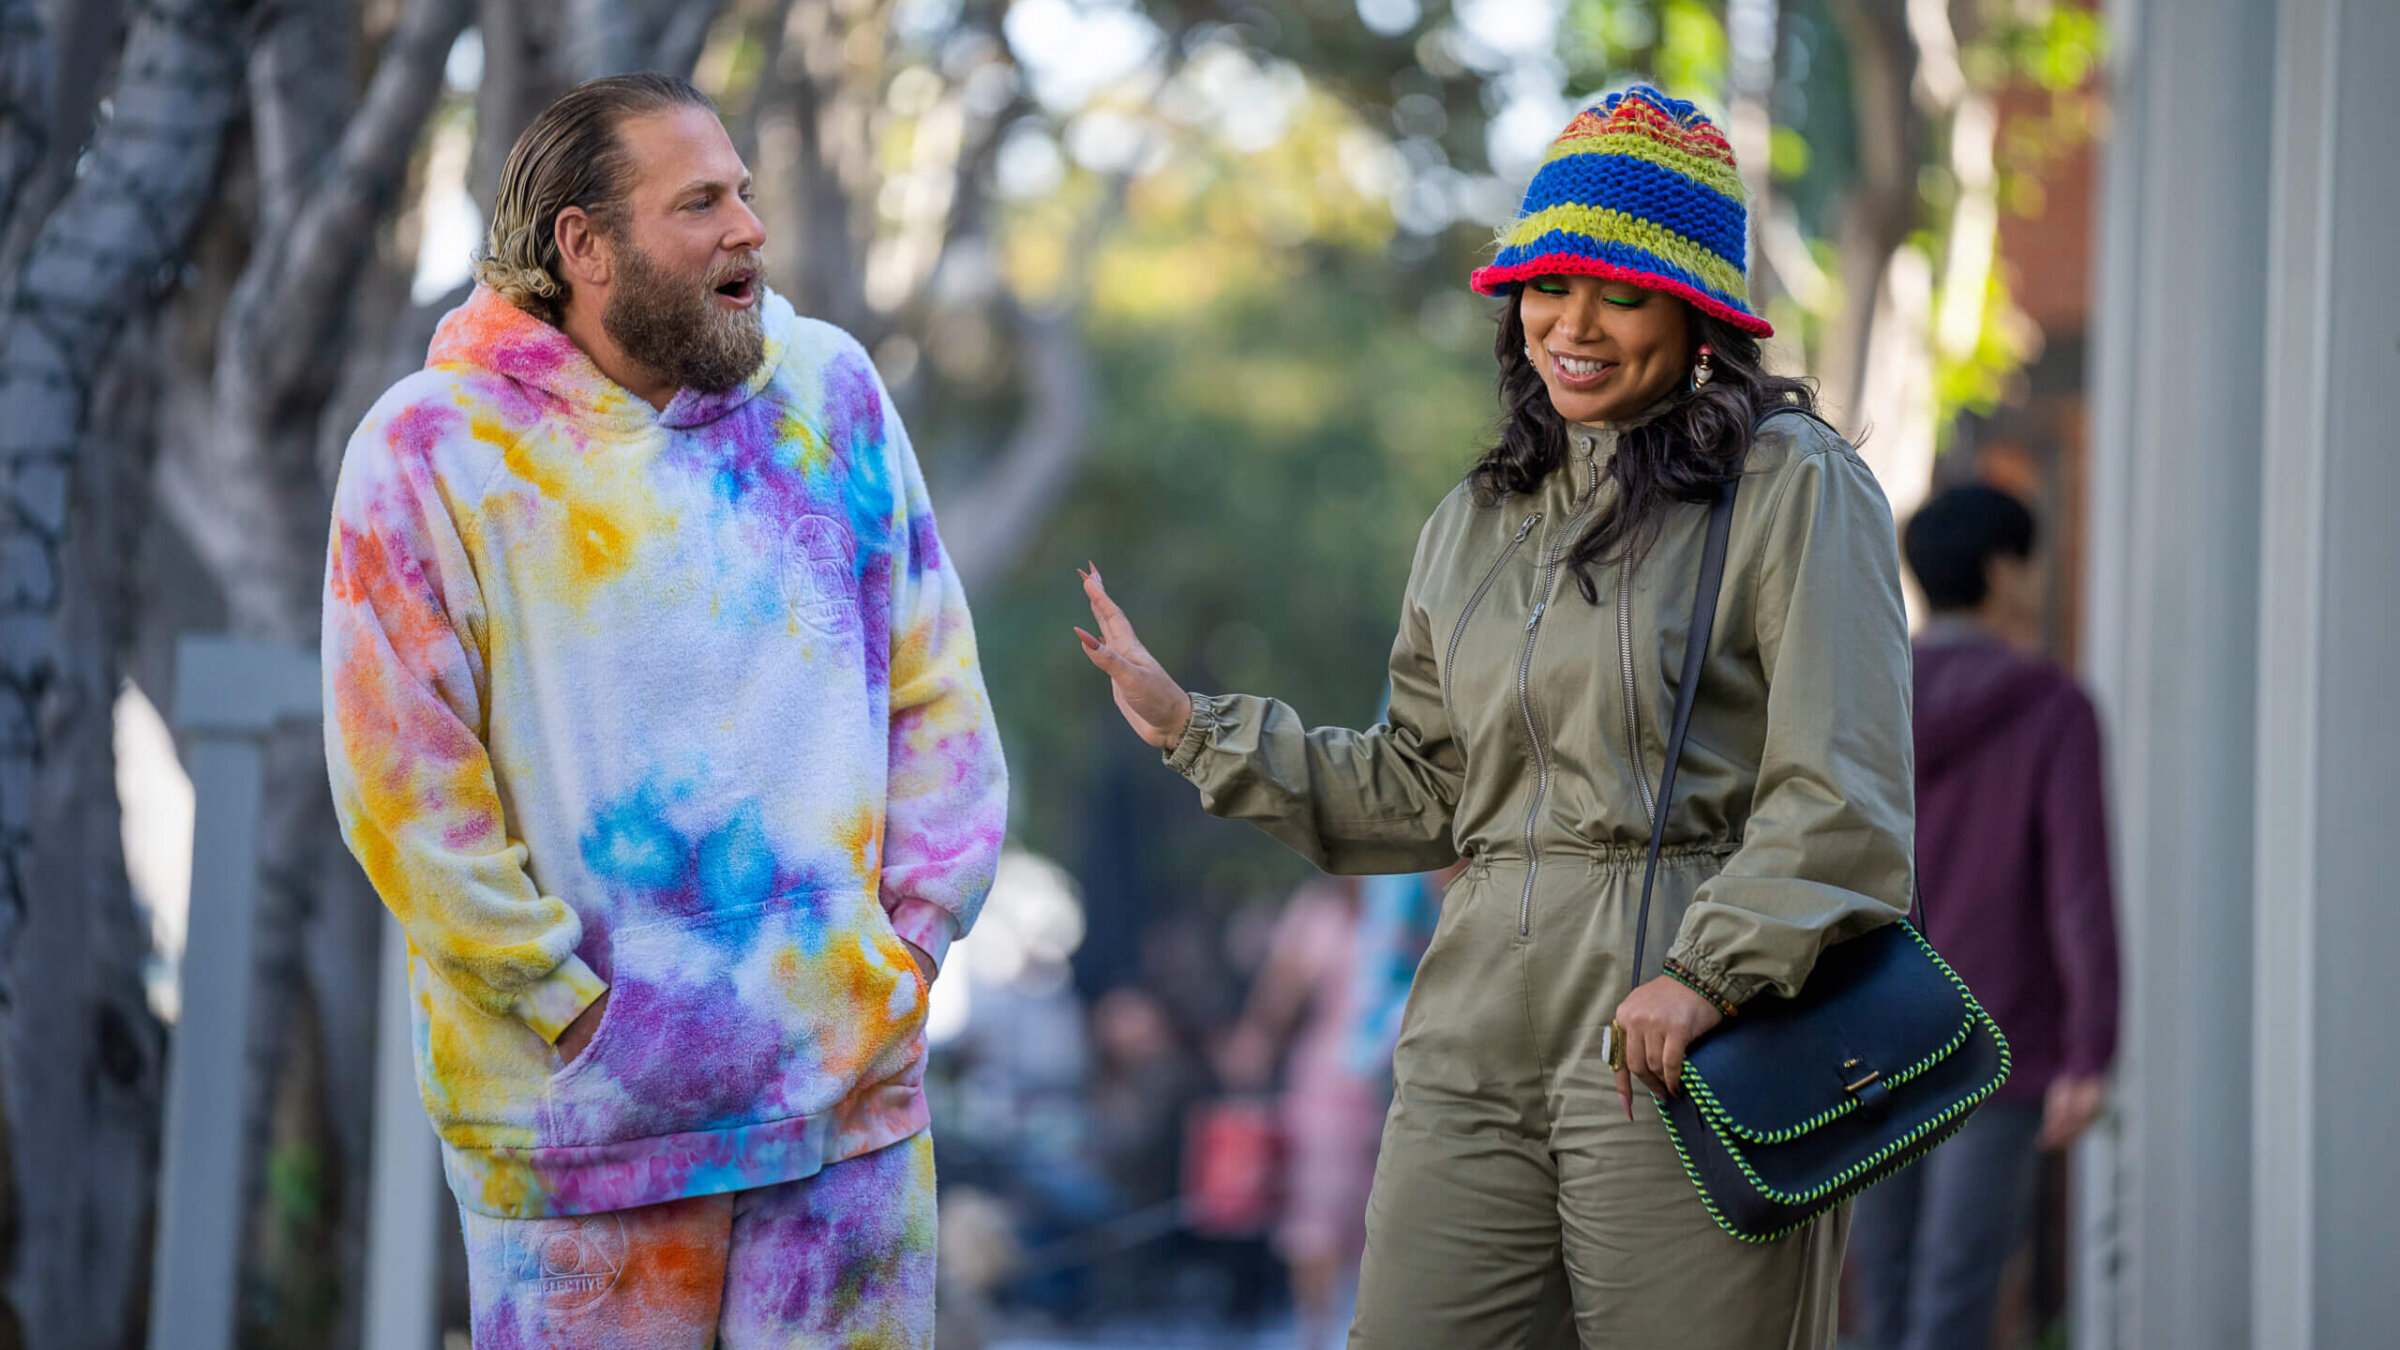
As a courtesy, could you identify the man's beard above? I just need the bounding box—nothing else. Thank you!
[601,239,766,395]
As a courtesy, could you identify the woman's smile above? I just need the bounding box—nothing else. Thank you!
[1547,350,1618,388]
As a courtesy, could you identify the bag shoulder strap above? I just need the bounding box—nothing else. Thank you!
[1627,405,1915,990]
[1628,475,1737,985]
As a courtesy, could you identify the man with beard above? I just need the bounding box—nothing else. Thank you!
[322,74,1006,1347]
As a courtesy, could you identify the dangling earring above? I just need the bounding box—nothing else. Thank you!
[1689,344,1716,390]
[1523,344,1535,363]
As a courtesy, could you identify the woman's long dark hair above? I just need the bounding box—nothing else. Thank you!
[1469,294,1818,601]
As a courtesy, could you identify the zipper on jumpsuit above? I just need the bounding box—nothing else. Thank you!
[1619,562,1657,831]
[1442,511,1542,729]
[1516,440,1608,937]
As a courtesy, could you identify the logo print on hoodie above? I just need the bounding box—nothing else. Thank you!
[780,514,856,635]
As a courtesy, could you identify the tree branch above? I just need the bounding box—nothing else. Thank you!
[938,170,1132,586]
[0,0,239,1335]
[243,0,350,236]
[0,0,241,925]
[0,0,48,246]
[773,0,871,336]
[255,0,471,400]
[564,0,644,79]
[933,85,1029,267]
[0,0,131,297]
[170,0,463,645]
[937,300,1094,589]
[468,0,568,212]
[647,0,723,79]
[1822,0,1919,423]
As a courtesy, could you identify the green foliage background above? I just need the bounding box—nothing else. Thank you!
[912,0,2104,968]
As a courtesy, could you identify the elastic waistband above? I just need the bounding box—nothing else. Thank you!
[1466,839,1740,869]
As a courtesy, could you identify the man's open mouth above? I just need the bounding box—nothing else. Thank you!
[712,269,758,306]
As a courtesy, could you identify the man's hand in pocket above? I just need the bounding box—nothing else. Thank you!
[556,990,609,1066]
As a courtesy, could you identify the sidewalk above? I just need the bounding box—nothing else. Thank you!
[988,1318,1298,1350]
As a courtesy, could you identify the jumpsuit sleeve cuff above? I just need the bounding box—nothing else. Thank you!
[1659,939,1765,1010]
[1164,693,1224,777]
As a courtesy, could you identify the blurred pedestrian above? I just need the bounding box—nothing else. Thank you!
[1217,877,1386,1350]
[1076,86,1909,1349]
[322,74,1005,1347]
[1343,864,1459,1080]
[1089,987,1204,1217]
[1849,484,2122,1350]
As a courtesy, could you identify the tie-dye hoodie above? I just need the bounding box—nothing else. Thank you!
[323,285,1006,1218]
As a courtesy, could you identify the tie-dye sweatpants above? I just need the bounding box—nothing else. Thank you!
[458,1131,935,1348]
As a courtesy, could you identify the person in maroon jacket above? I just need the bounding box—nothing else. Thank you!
[1851,484,2122,1350]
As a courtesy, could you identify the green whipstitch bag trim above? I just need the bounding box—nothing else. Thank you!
[1667,930,2013,1209]
[1687,932,1986,1147]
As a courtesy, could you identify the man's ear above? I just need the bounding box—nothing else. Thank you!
[555,206,611,289]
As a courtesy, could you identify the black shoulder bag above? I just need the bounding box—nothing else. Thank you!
[1629,413,2011,1244]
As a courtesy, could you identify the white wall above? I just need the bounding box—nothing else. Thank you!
[2084,1,2275,1344]
[2266,0,2400,1344]
[2087,0,2400,1345]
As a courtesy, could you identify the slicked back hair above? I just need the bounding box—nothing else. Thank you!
[474,73,718,324]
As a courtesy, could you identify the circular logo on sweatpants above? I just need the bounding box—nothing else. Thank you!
[515,1213,626,1315]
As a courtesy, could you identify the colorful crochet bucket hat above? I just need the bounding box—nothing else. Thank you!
[1470,86,1772,337]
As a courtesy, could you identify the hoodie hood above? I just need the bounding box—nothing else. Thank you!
[426,283,794,433]
[1912,627,2068,778]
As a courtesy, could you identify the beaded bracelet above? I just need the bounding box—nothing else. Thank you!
[1661,958,1740,1018]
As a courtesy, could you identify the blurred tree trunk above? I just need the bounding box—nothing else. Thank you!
[174,1,469,1336]
[153,0,728,1339]
[1820,0,1917,430]
[0,0,125,287]
[939,303,1097,587]
[741,0,1120,589]
[0,2,244,1345]
[1821,0,1995,515]
[5,0,1173,1339]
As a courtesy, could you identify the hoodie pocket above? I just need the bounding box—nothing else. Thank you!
[537,893,930,1149]
[543,963,629,1092]
[863,894,933,1000]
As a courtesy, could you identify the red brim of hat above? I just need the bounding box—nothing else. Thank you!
[1469,255,1775,339]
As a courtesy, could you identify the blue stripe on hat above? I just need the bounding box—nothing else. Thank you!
[1515,154,1748,269]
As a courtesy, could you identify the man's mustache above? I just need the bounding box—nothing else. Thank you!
[706,250,765,289]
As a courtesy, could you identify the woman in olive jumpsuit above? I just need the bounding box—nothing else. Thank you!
[1077,87,1912,1350]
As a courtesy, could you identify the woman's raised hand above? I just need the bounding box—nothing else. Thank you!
[1076,564,1194,751]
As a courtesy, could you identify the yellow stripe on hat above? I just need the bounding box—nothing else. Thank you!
[1537,128,1747,201]
[1499,202,1753,302]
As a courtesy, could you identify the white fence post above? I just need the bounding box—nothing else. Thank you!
[151,635,442,1350]
[362,920,443,1350]
[149,636,320,1350]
